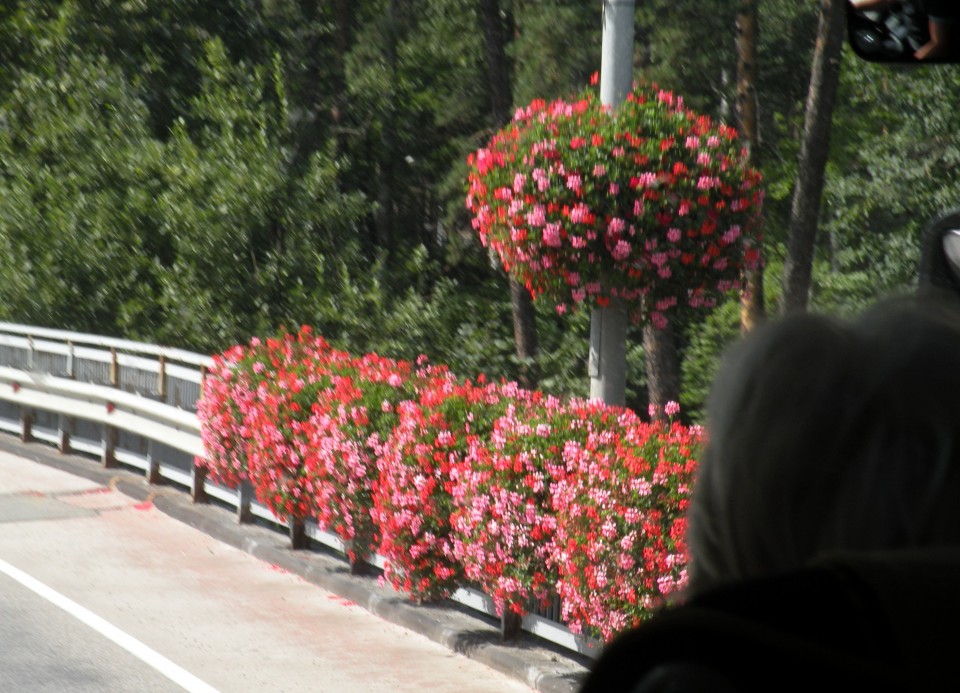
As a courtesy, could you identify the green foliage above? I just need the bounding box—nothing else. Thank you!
[0,0,957,416]
[0,50,166,337]
[511,0,601,104]
[156,40,368,352]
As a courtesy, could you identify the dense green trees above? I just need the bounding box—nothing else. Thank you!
[0,0,956,416]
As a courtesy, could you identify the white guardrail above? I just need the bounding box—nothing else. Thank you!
[0,322,600,658]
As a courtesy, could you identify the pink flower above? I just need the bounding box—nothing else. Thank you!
[526,205,547,227]
[611,240,631,261]
[722,225,742,244]
[664,401,680,417]
[633,172,657,189]
[607,217,626,236]
[697,176,719,191]
[566,174,582,192]
[570,203,590,224]
[667,228,681,243]
[543,223,562,247]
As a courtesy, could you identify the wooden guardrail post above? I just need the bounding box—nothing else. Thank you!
[58,414,71,454]
[102,407,117,468]
[157,354,167,401]
[145,440,160,484]
[20,408,32,443]
[289,518,307,550]
[191,461,208,503]
[66,341,75,379]
[109,347,119,388]
[501,609,522,642]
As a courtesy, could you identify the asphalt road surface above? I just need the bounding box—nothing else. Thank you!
[0,451,534,693]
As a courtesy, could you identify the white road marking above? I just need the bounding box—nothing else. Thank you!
[0,557,220,693]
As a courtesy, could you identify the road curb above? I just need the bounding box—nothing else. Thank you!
[0,437,590,693]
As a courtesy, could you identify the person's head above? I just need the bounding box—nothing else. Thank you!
[687,295,960,594]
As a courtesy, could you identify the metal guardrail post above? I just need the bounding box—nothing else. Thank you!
[66,341,75,379]
[237,480,253,523]
[27,335,34,371]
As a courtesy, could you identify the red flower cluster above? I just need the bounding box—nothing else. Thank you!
[198,330,704,640]
[466,82,763,327]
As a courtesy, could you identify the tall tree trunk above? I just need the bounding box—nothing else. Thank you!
[781,0,845,314]
[735,0,765,331]
[375,0,402,257]
[643,321,680,420]
[331,0,352,160]
[478,0,539,388]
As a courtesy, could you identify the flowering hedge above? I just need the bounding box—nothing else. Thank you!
[466,80,763,327]
[551,401,696,640]
[199,329,704,641]
[374,369,507,602]
[451,385,569,617]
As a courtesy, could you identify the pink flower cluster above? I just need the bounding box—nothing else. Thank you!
[466,81,764,326]
[373,369,508,601]
[197,327,415,564]
[198,329,703,641]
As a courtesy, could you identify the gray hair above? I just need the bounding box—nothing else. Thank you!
[687,295,960,594]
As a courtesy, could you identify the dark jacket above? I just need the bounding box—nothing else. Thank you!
[580,549,960,692]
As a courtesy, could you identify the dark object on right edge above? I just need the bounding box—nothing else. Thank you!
[919,207,960,295]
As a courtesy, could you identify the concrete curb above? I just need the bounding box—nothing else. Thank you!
[0,437,590,693]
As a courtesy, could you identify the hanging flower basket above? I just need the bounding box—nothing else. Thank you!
[466,79,763,327]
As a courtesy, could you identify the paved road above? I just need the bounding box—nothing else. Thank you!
[0,452,534,693]
[0,571,183,692]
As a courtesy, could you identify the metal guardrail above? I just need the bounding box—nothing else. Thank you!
[0,322,599,658]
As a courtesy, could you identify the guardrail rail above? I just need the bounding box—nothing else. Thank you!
[0,322,598,657]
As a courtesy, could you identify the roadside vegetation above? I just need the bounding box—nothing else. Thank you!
[1,0,958,416]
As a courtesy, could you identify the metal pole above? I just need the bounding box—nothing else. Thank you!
[590,0,634,406]
[600,0,635,107]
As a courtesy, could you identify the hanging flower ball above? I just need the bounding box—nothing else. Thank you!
[466,79,763,326]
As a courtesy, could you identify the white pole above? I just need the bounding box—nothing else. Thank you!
[589,0,634,405]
